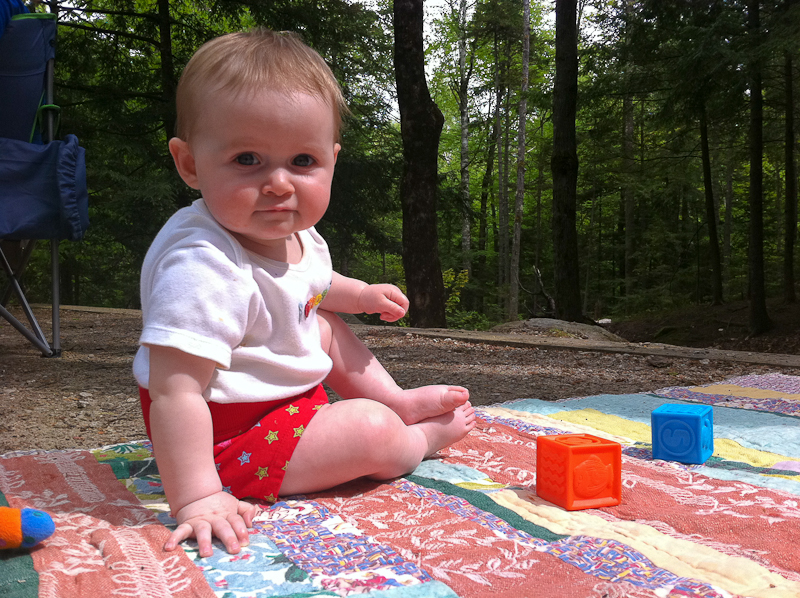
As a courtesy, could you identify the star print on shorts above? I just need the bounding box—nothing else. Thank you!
[212,384,328,502]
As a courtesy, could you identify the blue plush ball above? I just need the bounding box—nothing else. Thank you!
[19,508,55,548]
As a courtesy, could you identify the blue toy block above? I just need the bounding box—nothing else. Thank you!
[651,404,714,464]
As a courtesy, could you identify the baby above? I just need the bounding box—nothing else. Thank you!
[133,28,476,558]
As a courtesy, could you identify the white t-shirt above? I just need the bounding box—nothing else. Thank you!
[133,199,334,403]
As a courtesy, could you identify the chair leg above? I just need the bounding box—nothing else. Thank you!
[0,243,56,357]
[0,303,53,356]
[0,240,34,306]
[51,239,61,356]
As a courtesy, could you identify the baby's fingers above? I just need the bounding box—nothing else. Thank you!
[384,287,409,312]
[380,303,407,322]
[228,511,253,549]
[164,520,215,558]
[164,522,194,552]
[239,501,259,528]
[194,520,216,557]
[165,519,242,559]
[209,516,248,555]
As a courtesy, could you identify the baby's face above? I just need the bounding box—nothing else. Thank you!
[180,88,340,258]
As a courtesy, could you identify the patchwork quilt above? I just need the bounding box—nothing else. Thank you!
[2,372,799,598]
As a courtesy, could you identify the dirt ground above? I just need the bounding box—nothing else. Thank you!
[2,302,799,453]
[606,297,800,355]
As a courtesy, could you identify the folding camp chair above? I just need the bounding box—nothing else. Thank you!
[0,11,89,357]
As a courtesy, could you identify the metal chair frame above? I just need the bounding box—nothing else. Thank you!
[0,13,62,357]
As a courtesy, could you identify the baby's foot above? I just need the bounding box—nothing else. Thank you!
[387,385,470,425]
[415,401,476,457]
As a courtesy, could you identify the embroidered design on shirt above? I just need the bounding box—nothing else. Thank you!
[299,282,331,320]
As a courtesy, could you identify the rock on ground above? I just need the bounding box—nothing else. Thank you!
[491,318,626,342]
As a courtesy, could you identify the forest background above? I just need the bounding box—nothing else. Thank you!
[13,0,800,335]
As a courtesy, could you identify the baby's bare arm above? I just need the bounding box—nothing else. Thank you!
[323,272,408,321]
[148,346,255,557]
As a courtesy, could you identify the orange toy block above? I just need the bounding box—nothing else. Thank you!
[536,434,622,510]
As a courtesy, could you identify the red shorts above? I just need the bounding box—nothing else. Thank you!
[138,385,329,503]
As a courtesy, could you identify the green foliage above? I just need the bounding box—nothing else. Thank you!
[446,308,494,330]
[441,268,493,330]
[14,0,402,309]
[442,268,470,311]
[9,0,799,331]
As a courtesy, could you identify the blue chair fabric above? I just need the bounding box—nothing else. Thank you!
[1,10,89,356]
[0,134,89,241]
[0,0,29,40]
[0,13,55,143]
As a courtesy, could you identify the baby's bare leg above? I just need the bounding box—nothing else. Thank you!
[279,398,476,496]
[318,310,469,424]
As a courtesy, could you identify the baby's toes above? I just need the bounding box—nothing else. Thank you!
[442,387,470,410]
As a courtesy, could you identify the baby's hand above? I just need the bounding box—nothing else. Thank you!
[165,491,257,558]
[358,284,409,322]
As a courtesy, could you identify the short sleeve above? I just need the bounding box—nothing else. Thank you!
[139,244,264,369]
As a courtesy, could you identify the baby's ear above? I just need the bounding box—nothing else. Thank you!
[169,137,200,189]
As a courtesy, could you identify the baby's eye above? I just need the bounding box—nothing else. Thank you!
[293,154,315,167]
[235,153,259,166]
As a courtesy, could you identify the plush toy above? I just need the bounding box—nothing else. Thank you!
[0,506,55,549]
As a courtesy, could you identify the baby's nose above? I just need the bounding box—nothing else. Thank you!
[262,168,294,195]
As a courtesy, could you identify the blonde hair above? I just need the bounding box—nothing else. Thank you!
[175,29,348,141]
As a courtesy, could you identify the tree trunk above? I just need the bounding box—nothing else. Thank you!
[157,0,195,209]
[502,86,512,297]
[478,119,496,265]
[700,102,724,305]
[157,0,177,140]
[534,126,546,314]
[457,0,472,277]
[509,0,530,320]
[550,0,583,322]
[785,51,797,303]
[393,0,447,327]
[495,43,509,300]
[583,188,597,314]
[622,93,635,299]
[724,159,734,295]
[476,115,497,304]
[478,161,494,261]
[747,0,772,334]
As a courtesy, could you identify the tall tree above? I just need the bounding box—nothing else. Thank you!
[699,100,724,305]
[156,0,177,140]
[785,49,797,303]
[621,93,635,299]
[476,113,498,297]
[620,1,636,300]
[550,0,582,321]
[453,0,473,277]
[747,0,772,334]
[508,0,530,320]
[472,0,519,313]
[393,0,448,327]
[495,42,510,300]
